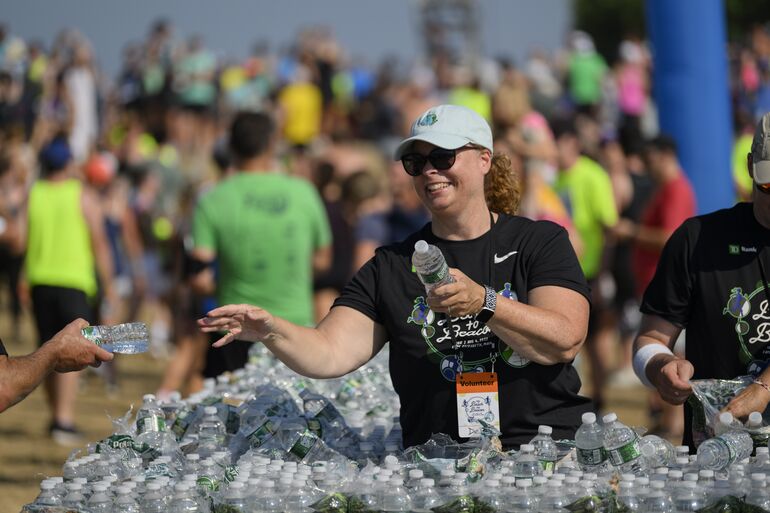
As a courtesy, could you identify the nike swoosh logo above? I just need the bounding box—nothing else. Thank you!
[493,251,518,264]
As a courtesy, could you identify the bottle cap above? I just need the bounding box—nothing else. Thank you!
[538,425,553,435]
[718,412,734,425]
[602,413,617,424]
[581,412,596,424]
[420,478,435,487]
[143,394,156,402]
[520,443,535,452]
[749,411,763,426]
[414,240,429,254]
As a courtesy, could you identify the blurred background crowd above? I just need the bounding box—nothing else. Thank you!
[0,1,769,448]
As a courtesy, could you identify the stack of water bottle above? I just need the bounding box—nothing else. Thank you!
[23,399,770,513]
[21,323,770,513]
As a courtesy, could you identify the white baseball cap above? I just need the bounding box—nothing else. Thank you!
[752,112,770,185]
[393,104,493,160]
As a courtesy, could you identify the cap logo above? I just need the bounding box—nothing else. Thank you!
[417,111,438,127]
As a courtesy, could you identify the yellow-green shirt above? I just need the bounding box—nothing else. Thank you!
[555,156,618,279]
[25,179,97,296]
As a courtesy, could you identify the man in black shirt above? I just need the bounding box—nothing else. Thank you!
[200,105,591,448]
[634,112,770,448]
[0,319,112,413]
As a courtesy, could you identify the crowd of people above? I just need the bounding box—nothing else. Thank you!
[0,19,766,445]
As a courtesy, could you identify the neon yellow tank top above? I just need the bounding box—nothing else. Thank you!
[25,179,97,296]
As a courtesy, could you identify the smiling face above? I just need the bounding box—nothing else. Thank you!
[409,140,491,218]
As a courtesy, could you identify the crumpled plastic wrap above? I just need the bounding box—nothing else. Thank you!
[689,376,770,448]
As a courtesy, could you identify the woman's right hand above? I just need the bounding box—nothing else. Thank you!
[197,304,275,347]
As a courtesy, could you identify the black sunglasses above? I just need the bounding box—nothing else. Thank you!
[401,147,459,176]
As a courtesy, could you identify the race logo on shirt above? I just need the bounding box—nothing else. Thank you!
[723,285,770,374]
[406,283,530,381]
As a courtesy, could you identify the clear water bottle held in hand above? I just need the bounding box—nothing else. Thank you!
[603,413,646,475]
[575,412,609,473]
[412,240,455,293]
[82,322,149,353]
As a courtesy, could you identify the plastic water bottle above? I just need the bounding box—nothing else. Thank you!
[222,481,249,511]
[86,482,113,513]
[641,481,673,512]
[82,322,149,353]
[539,479,572,512]
[509,478,539,512]
[170,482,200,513]
[135,394,167,449]
[141,482,167,513]
[30,480,62,507]
[410,478,442,512]
[575,412,609,473]
[382,477,412,512]
[514,443,542,478]
[62,483,86,509]
[530,425,558,472]
[113,485,140,513]
[640,435,675,468]
[617,480,640,512]
[197,406,226,457]
[412,240,455,292]
[603,413,646,475]
[671,480,705,512]
[696,430,753,471]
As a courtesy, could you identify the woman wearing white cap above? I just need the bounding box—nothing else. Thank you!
[199,104,592,449]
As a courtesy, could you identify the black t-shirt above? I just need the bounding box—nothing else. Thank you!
[333,214,593,449]
[641,202,770,447]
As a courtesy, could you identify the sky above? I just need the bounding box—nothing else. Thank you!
[2,0,572,77]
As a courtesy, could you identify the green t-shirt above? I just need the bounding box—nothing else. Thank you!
[193,173,332,326]
[555,156,617,279]
[568,52,607,106]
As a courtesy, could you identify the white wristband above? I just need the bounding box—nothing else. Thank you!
[633,344,674,388]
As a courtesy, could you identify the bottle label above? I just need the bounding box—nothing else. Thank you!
[224,465,239,483]
[96,434,135,453]
[81,326,108,348]
[196,476,219,492]
[608,438,641,466]
[313,402,339,423]
[307,419,323,438]
[539,459,556,472]
[171,408,193,439]
[247,419,278,448]
[290,430,318,460]
[225,406,240,434]
[146,462,171,479]
[137,414,166,434]
[418,263,450,285]
[577,447,608,466]
[715,435,744,465]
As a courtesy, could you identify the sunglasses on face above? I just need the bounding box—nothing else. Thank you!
[400,147,460,176]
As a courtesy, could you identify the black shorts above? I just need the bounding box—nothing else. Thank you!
[202,333,250,378]
[31,285,94,346]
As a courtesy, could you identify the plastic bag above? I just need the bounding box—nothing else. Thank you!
[689,376,770,448]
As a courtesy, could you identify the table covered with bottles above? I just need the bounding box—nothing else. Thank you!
[21,346,770,513]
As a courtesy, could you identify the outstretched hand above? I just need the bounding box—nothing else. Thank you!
[198,304,275,347]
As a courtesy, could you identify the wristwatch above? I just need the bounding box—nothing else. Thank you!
[475,285,497,324]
